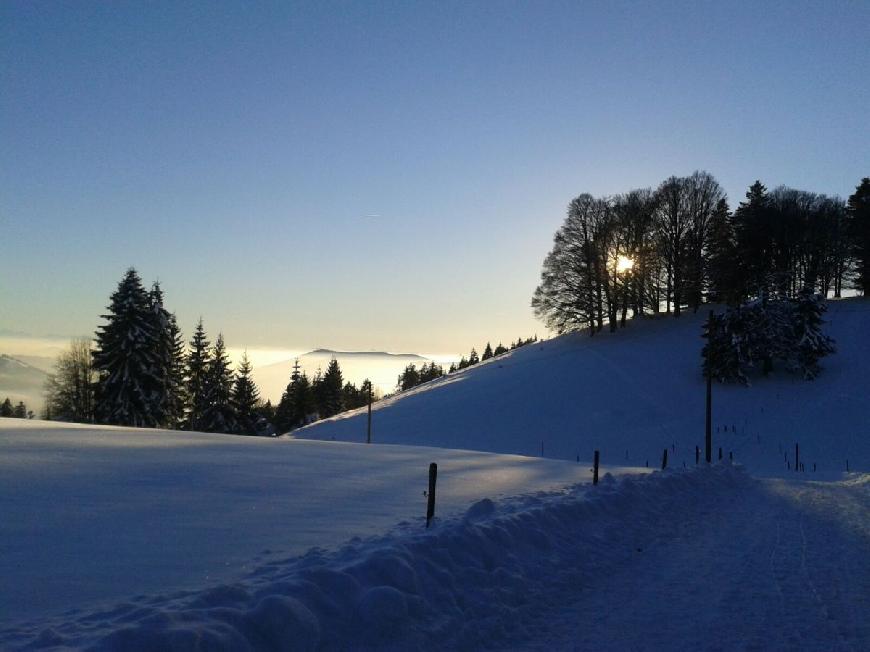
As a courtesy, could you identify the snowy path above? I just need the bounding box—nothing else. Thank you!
[522,476,870,652]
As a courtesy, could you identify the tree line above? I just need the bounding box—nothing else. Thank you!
[43,268,378,435]
[533,175,870,334]
[396,336,538,392]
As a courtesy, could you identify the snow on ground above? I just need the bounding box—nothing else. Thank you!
[296,298,870,478]
[2,300,868,650]
[3,457,867,651]
[0,418,636,629]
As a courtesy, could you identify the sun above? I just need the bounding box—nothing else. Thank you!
[616,255,634,273]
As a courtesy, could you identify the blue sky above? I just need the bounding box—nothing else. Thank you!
[1,0,867,355]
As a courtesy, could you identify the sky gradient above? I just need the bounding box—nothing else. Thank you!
[1,0,867,356]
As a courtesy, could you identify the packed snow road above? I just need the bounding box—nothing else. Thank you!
[523,475,870,652]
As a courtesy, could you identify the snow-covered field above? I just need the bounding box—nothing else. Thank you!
[0,419,640,641]
[1,299,868,650]
[2,433,867,650]
[297,298,870,479]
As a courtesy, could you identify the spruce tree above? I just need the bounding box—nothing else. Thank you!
[0,398,12,417]
[146,282,174,427]
[788,290,836,379]
[703,294,834,384]
[92,268,161,426]
[341,382,366,410]
[201,333,237,433]
[702,312,747,384]
[164,315,187,429]
[232,351,260,435]
[481,342,493,360]
[275,360,313,431]
[13,401,27,418]
[320,358,344,417]
[847,178,870,294]
[419,362,443,383]
[185,319,211,431]
[398,363,420,391]
[493,343,508,356]
[706,198,738,305]
[733,181,773,300]
[259,399,276,425]
[468,348,480,365]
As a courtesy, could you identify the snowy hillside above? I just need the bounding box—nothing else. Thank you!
[297,298,870,478]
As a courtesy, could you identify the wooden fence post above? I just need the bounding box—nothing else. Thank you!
[718,447,723,461]
[661,448,668,470]
[426,463,437,528]
[695,446,700,465]
[593,450,600,485]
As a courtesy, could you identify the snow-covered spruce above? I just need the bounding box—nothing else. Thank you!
[703,291,835,384]
[91,271,185,428]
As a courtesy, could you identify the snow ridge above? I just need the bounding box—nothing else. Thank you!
[3,464,749,651]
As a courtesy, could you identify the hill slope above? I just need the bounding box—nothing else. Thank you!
[296,298,870,477]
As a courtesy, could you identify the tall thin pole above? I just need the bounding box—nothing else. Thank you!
[366,380,372,444]
[426,463,437,528]
[706,310,713,463]
[593,450,600,485]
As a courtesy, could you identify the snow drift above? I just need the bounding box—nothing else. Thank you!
[0,419,635,626]
[3,464,754,651]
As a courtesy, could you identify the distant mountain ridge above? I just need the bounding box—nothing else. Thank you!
[0,354,48,411]
[252,349,435,402]
[303,349,426,360]
[0,354,46,375]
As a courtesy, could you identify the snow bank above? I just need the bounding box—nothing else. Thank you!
[1,464,749,651]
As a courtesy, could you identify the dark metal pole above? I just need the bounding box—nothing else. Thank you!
[593,450,600,485]
[426,463,437,527]
[366,381,372,444]
[706,310,713,463]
